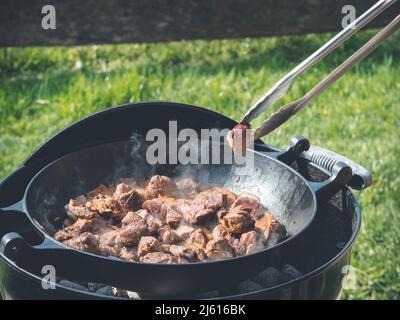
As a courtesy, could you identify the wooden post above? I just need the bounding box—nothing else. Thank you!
[1,0,398,47]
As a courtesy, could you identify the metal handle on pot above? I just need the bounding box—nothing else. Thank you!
[0,200,30,237]
[0,231,178,294]
[256,137,353,200]
[308,162,353,201]
[289,136,372,190]
[258,135,370,199]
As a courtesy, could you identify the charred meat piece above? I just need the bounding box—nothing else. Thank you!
[55,219,95,242]
[145,175,177,199]
[167,243,207,262]
[175,177,200,199]
[64,232,100,254]
[142,198,168,221]
[137,236,161,257]
[232,231,258,256]
[193,247,208,261]
[99,240,120,258]
[114,183,145,212]
[186,229,209,249]
[173,189,230,225]
[231,192,264,220]
[209,188,237,207]
[159,225,180,244]
[216,208,228,224]
[255,212,273,231]
[255,212,287,245]
[100,213,148,248]
[118,213,149,246]
[87,184,115,198]
[212,224,230,240]
[99,229,123,257]
[223,205,254,235]
[168,245,199,262]
[226,122,254,154]
[171,199,195,224]
[264,220,287,246]
[194,189,229,209]
[133,209,163,235]
[54,217,110,241]
[140,252,177,264]
[66,199,98,220]
[165,207,183,228]
[119,247,138,261]
[175,224,196,240]
[86,196,123,219]
[114,183,131,197]
[205,239,234,260]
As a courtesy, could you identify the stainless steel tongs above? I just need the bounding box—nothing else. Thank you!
[239,0,399,140]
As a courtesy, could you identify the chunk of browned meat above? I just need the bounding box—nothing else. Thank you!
[171,199,195,224]
[186,229,208,249]
[142,199,168,221]
[54,217,110,241]
[175,177,200,199]
[264,220,287,246]
[173,189,229,225]
[99,240,120,257]
[114,183,131,197]
[223,205,254,235]
[145,175,177,199]
[87,184,115,198]
[64,232,100,254]
[118,214,148,246]
[216,208,228,224]
[99,229,121,257]
[54,219,94,241]
[137,236,161,257]
[160,243,171,252]
[121,211,138,226]
[158,225,180,244]
[193,247,208,261]
[194,189,228,208]
[140,252,177,264]
[231,192,264,220]
[232,231,258,256]
[175,224,196,240]
[209,188,237,207]
[165,207,183,228]
[100,213,148,248]
[212,224,230,241]
[86,196,123,219]
[255,212,273,231]
[119,247,138,261]
[133,209,163,234]
[168,243,207,262]
[114,183,145,212]
[168,245,199,262]
[66,199,98,220]
[205,239,234,260]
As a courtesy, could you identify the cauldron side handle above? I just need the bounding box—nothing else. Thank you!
[300,143,372,190]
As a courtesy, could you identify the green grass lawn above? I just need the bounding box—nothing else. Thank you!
[0,31,399,299]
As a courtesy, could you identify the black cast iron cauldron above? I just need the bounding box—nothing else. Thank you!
[0,102,370,299]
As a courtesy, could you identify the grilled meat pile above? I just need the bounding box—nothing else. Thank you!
[54,175,287,263]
